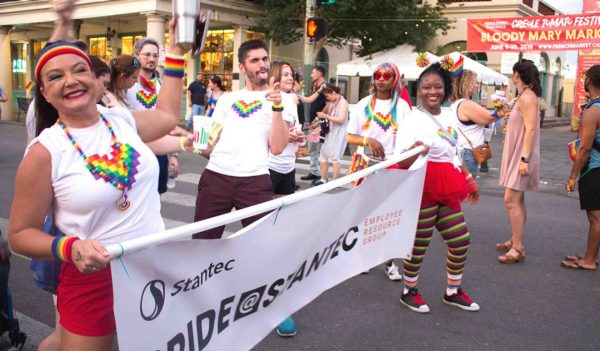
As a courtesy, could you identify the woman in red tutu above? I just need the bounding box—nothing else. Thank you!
[394,62,479,313]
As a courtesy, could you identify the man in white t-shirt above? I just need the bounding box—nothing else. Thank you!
[193,39,288,239]
[126,37,178,195]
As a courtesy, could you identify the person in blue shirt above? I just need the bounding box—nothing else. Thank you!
[563,64,600,271]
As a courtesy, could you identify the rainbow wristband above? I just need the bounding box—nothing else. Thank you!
[491,109,500,119]
[164,54,185,78]
[51,236,79,262]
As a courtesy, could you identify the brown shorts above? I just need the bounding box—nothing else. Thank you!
[193,169,273,239]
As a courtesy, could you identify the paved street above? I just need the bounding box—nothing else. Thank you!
[0,121,598,350]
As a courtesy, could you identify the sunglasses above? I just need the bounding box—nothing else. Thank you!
[374,71,394,81]
[132,57,140,68]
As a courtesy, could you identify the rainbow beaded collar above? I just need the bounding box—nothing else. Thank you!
[231,100,263,118]
[57,113,140,211]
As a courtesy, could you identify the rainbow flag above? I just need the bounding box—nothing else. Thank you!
[568,139,580,161]
[25,81,35,91]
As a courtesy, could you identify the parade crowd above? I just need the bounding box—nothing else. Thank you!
[1,1,599,350]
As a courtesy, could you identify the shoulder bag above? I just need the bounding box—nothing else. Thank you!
[457,128,492,164]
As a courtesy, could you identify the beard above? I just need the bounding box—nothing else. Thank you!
[246,70,268,86]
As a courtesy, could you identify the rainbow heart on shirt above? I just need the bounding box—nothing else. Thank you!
[438,126,458,145]
[136,90,157,109]
[373,112,395,132]
[231,100,263,118]
[86,143,141,191]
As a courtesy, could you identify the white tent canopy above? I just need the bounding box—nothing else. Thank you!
[336,45,509,85]
[446,51,509,86]
[335,44,439,80]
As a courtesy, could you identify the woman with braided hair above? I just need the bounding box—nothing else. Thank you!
[346,62,412,280]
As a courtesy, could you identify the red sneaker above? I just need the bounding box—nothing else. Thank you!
[400,288,430,313]
[443,288,480,311]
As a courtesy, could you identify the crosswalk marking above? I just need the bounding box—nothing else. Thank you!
[160,191,197,208]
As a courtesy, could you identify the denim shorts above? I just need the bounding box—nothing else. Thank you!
[460,148,478,177]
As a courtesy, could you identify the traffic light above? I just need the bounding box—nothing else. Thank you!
[317,0,336,4]
[307,17,328,41]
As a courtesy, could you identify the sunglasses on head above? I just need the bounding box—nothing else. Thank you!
[374,71,394,81]
[132,57,139,68]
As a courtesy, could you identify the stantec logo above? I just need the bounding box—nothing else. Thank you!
[140,280,166,321]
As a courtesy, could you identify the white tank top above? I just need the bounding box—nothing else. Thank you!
[28,106,165,245]
[450,99,485,149]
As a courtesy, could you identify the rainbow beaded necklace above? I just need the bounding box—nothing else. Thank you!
[363,99,398,132]
[57,114,141,211]
[503,86,529,136]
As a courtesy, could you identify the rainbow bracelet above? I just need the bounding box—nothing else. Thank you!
[164,54,185,78]
[51,236,80,262]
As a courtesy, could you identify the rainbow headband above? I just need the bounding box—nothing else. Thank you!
[35,42,92,83]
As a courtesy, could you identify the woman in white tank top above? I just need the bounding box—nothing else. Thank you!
[449,69,504,177]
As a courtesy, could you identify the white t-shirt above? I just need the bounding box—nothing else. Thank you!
[267,93,299,174]
[394,106,459,164]
[126,78,161,111]
[450,99,485,150]
[207,89,280,177]
[347,95,411,156]
[28,106,164,244]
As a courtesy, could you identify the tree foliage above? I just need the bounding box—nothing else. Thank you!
[253,0,452,56]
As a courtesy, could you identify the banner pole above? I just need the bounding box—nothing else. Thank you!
[105,146,425,257]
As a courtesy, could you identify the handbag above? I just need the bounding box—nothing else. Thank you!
[457,128,492,164]
[29,217,64,294]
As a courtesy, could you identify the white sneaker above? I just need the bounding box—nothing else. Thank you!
[384,262,402,281]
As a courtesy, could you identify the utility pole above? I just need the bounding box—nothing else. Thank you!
[303,0,316,96]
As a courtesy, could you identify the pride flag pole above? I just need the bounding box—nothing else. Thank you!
[105,146,425,257]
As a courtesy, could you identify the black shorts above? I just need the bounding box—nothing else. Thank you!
[579,167,600,210]
[269,169,296,195]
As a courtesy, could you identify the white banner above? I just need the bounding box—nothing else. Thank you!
[111,161,425,350]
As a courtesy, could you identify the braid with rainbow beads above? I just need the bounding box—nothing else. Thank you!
[362,63,402,131]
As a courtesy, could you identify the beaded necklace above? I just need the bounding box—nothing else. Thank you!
[503,86,529,135]
[363,96,398,132]
[57,114,141,211]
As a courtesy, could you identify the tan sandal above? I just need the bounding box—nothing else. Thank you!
[498,248,525,264]
[495,240,513,252]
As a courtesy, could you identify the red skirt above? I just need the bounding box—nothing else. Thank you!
[422,161,471,210]
[57,262,115,336]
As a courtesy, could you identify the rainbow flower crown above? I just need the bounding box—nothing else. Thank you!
[415,53,464,78]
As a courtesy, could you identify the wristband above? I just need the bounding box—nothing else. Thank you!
[164,54,185,78]
[520,156,529,163]
[272,104,284,112]
[491,109,500,119]
[362,137,368,146]
[51,236,80,262]
[179,136,186,151]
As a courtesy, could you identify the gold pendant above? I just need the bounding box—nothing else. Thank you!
[117,190,131,211]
